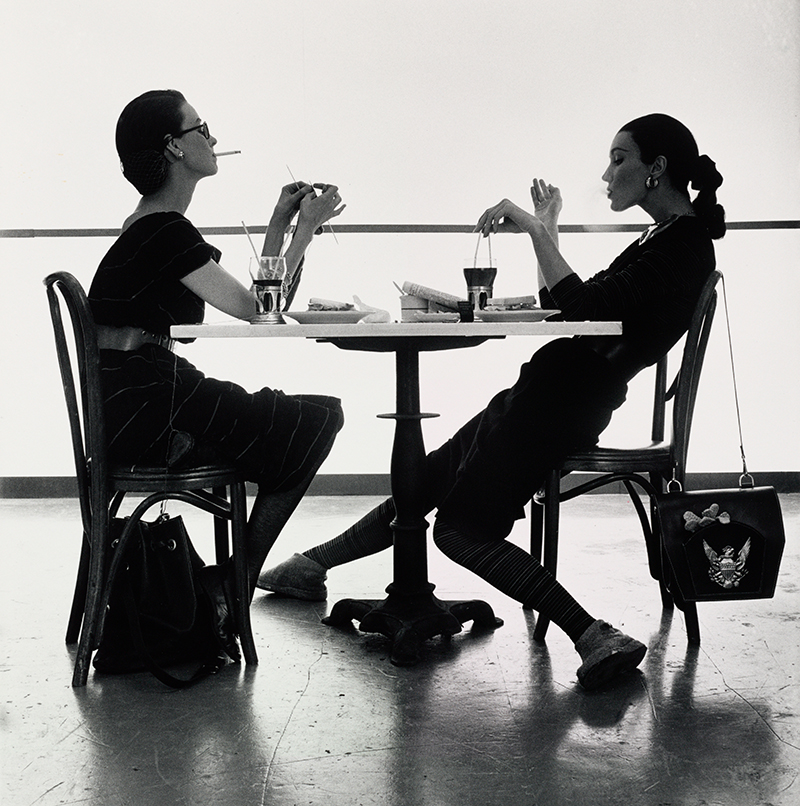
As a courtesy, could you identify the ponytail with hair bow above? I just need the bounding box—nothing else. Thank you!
[691,155,723,192]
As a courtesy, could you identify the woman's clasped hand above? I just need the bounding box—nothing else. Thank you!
[474,178,562,236]
[272,181,345,237]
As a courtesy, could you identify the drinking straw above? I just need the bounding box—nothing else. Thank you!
[393,281,404,295]
[241,221,261,263]
[473,231,492,268]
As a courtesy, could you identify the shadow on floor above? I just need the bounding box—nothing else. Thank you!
[3,495,798,805]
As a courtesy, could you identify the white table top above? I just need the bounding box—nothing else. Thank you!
[171,320,622,340]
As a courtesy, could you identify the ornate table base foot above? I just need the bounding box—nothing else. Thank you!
[321,583,504,666]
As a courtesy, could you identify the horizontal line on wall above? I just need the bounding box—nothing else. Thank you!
[2,472,797,499]
[1,221,798,239]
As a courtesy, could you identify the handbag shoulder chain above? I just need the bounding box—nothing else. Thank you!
[720,274,753,488]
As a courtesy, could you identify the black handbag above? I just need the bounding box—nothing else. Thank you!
[654,276,785,603]
[655,477,785,602]
[93,513,232,688]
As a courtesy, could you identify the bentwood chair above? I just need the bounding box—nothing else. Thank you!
[530,270,722,645]
[44,271,257,686]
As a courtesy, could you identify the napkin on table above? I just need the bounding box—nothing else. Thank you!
[353,295,392,323]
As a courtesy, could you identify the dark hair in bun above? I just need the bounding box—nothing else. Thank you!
[620,113,726,239]
[116,89,186,196]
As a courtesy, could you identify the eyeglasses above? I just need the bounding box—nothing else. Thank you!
[168,121,211,141]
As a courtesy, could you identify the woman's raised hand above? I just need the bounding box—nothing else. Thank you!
[298,183,346,234]
[474,198,536,237]
[531,178,562,222]
[274,181,316,223]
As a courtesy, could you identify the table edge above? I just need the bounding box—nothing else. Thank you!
[170,321,623,339]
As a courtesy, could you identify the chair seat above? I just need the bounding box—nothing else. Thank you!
[111,463,246,492]
[560,441,672,473]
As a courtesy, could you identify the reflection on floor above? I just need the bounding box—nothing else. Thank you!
[2,494,798,806]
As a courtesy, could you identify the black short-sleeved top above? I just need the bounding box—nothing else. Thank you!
[86,212,343,483]
[89,212,219,337]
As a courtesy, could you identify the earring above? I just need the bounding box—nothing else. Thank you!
[177,151,185,159]
[646,176,659,189]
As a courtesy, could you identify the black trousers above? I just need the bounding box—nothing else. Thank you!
[424,338,629,541]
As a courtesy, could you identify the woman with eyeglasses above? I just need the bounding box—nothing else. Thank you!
[88,89,346,661]
[258,113,726,689]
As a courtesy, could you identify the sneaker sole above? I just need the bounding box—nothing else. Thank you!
[577,642,647,690]
[255,582,327,601]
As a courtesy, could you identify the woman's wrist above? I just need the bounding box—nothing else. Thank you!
[269,207,293,231]
[527,216,550,236]
[533,214,560,242]
[292,219,317,243]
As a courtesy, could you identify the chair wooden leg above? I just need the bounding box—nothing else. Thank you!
[66,535,90,644]
[71,524,107,687]
[622,479,660,582]
[658,540,677,610]
[533,470,560,642]
[529,499,544,561]
[213,486,230,564]
[658,578,674,610]
[231,481,257,665]
[682,603,701,644]
[524,500,545,611]
[532,619,551,642]
[641,475,676,611]
[665,565,701,645]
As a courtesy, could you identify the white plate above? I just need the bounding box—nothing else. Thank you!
[285,310,369,324]
[476,309,560,322]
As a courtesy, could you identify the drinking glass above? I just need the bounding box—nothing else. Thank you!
[249,256,287,324]
[463,266,497,311]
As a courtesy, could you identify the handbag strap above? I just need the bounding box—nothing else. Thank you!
[719,274,754,488]
[121,574,224,689]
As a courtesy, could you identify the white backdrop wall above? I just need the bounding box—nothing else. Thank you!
[2,0,798,479]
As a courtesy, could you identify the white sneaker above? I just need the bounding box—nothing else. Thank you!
[574,620,647,690]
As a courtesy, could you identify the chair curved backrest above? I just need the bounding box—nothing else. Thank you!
[45,271,257,685]
[667,269,721,484]
[44,271,110,542]
[530,269,723,646]
[531,269,723,646]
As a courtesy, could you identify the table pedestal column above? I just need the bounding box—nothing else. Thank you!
[322,344,503,665]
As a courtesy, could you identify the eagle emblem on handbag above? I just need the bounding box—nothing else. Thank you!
[702,538,751,589]
[682,503,751,589]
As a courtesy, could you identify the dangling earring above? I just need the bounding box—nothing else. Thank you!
[645,176,659,189]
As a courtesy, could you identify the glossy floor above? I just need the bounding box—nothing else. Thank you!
[3,495,798,806]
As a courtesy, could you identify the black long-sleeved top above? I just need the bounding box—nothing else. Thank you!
[540,216,715,368]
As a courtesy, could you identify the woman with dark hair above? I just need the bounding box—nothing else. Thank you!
[258,113,725,689]
[89,90,346,659]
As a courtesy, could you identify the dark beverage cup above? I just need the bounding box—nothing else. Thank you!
[464,267,497,311]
